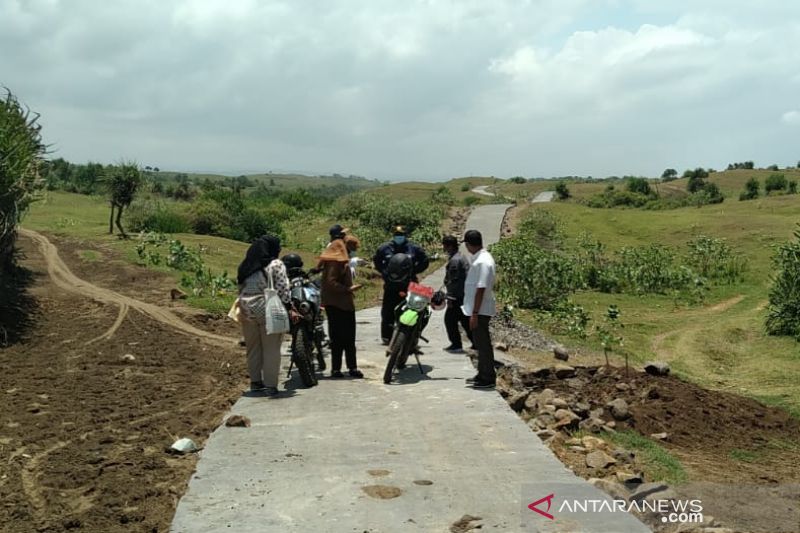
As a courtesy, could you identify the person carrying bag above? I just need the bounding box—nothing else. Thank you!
[264,265,290,335]
[237,234,294,396]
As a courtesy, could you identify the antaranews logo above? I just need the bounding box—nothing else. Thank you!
[527,492,703,525]
[528,493,555,520]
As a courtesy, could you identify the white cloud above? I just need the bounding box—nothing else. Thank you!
[1,0,799,178]
[782,110,800,125]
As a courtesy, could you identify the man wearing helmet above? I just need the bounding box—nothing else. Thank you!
[373,225,430,344]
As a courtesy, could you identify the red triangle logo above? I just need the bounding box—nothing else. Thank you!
[528,493,555,520]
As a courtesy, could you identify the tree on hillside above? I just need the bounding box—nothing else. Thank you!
[727,161,755,170]
[739,177,760,201]
[0,90,45,272]
[555,181,571,200]
[765,173,788,194]
[661,168,677,181]
[107,162,142,238]
[626,177,652,196]
[766,164,779,171]
[687,175,705,193]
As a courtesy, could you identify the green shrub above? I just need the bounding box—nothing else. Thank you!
[1,91,46,270]
[535,300,591,338]
[431,185,456,206]
[586,189,650,208]
[685,235,747,283]
[766,226,800,339]
[463,195,482,206]
[574,233,616,291]
[740,178,760,201]
[612,244,699,295]
[491,236,579,310]
[460,183,471,192]
[555,182,571,200]
[626,177,652,196]
[232,208,285,243]
[334,192,444,250]
[690,182,724,206]
[789,181,798,194]
[517,209,564,250]
[765,173,788,194]
[509,176,526,184]
[189,200,229,236]
[127,199,191,234]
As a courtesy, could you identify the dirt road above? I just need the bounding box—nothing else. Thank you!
[20,228,235,347]
[1,232,245,532]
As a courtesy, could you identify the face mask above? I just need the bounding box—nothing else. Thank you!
[393,235,406,246]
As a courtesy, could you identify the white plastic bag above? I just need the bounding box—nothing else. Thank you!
[264,268,290,334]
[227,297,241,322]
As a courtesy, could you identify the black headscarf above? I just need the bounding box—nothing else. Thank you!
[237,234,282,284]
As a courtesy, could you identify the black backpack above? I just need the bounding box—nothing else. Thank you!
[386,252,413,284]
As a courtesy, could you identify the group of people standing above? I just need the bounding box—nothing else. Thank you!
[234,223,497,396]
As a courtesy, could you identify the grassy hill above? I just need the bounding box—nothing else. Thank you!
[506,172,800,417]
[151,170,382,190]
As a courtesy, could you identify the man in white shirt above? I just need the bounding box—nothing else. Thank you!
[461,230,497,388]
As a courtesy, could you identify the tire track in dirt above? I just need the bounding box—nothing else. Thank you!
[20,228,235,348]
[18,391,219,524]
[85,302,129,345]
[650,295,744,359]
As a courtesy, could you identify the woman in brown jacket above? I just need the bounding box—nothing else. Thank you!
[319,237,363,378]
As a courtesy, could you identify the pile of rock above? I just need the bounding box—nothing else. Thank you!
[489,315,557,353]
[497,362,731,532]
[447,207,471,238]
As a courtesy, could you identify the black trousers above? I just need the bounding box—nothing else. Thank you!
[473,315,496,383]
[326,306,357,371]
[380,284,404,340]
[444,300,473,349]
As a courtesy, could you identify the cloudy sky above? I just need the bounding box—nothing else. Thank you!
[2,0,799,180]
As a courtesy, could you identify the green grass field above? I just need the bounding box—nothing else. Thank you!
[22,170,800,416]
[152,170,381,190]
[21,191,442,313]
[509,172,800,417]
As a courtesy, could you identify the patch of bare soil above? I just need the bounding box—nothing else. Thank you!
[516,365,800,484]
[500,363,800,532]
[361,485,403,499]
[0,234,245,532]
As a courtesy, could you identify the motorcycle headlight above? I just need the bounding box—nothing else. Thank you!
[407,293,429,311]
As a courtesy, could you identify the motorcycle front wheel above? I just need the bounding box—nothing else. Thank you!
[383,330,409,384]
[293,326,318,387]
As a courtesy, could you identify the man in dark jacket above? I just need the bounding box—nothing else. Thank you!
[373,225,430,343]
[441,235,473,353]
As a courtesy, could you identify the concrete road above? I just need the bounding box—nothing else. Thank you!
[471,185,495,197]
[171,204,648,533]
[532,191,556,203]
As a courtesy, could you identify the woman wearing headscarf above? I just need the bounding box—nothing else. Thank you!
[319,236,363,378]
[237,234,293,396]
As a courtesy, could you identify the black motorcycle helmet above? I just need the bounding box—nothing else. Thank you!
[281,253,303,270]
[281,253,304,278]
[431,290,446,310]
[386,252,413,283]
